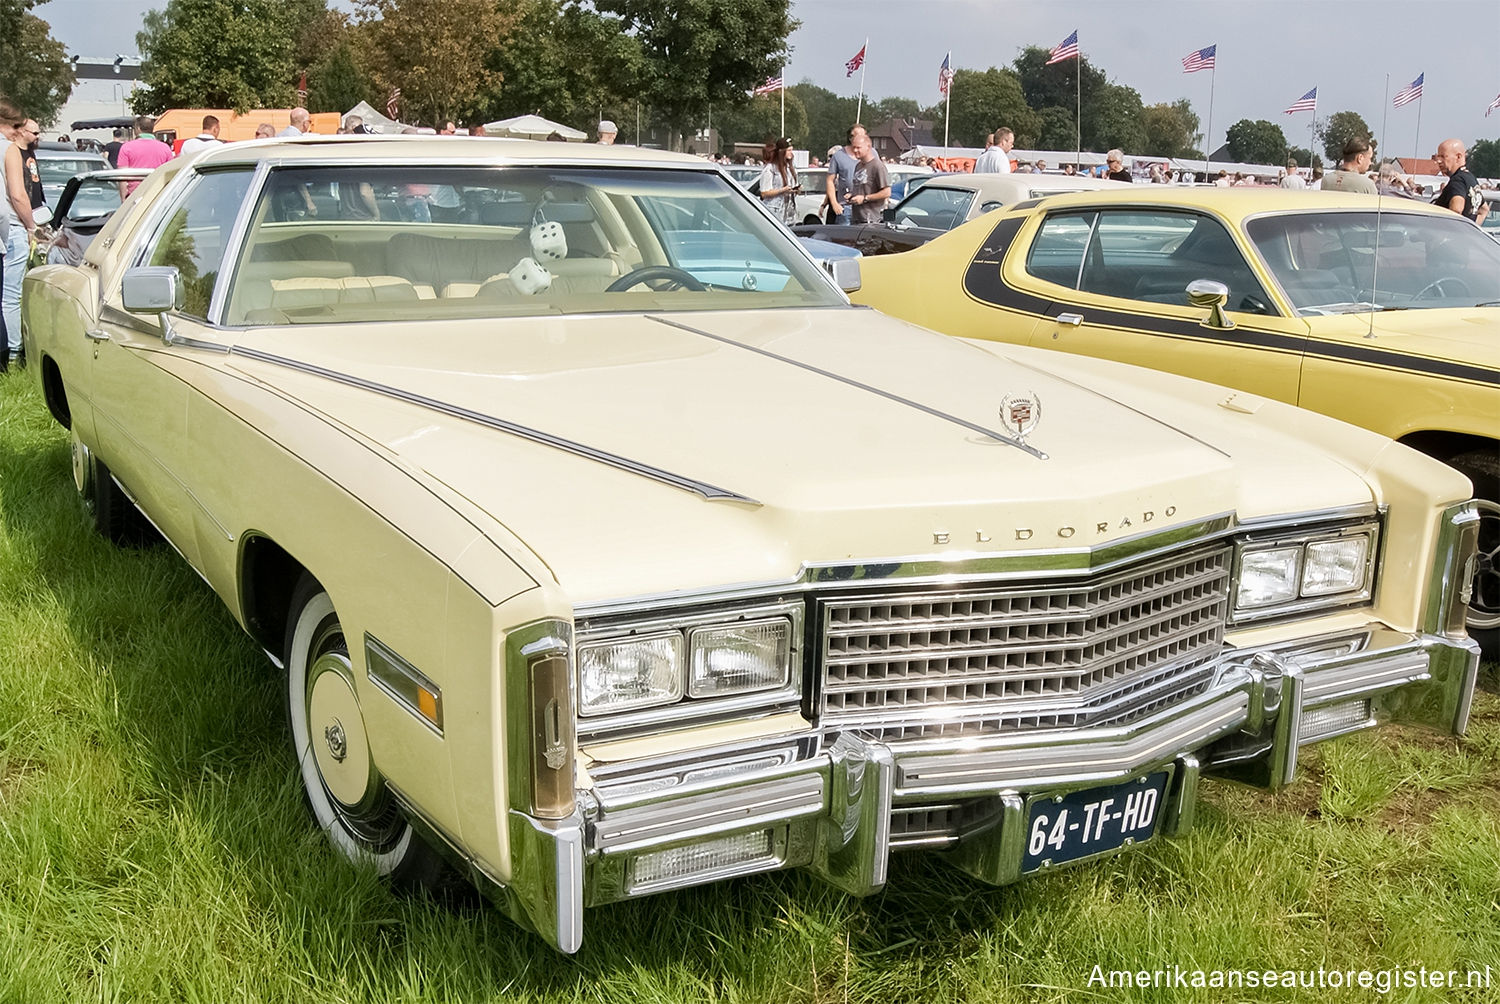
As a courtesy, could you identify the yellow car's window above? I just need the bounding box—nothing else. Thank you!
[1077,210,1275,315]
[224,166,842,326]
[144,170,255,319]
[1246,211,1500,313]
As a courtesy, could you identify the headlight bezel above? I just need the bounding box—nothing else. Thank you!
[1231,518,1381,624]
[574,600,803,735]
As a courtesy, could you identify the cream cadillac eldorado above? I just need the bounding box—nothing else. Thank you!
[21,139,1482,952]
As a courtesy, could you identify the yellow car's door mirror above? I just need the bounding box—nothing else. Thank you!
[1186,278,1236,330]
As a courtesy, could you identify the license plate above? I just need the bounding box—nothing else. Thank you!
[1022,771,1170,873]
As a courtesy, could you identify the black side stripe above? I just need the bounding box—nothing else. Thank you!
[962,216,1500,388]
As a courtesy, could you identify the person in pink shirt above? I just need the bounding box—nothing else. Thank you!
[117,116,175,196]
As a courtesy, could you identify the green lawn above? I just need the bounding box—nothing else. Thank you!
[1,369,1496,1003]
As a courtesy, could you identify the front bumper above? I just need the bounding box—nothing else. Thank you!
[504,625,1477,952]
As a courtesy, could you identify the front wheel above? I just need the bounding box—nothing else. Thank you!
[285,576,453,888]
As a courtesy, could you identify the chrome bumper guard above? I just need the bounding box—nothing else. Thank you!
[507,627,1477,951]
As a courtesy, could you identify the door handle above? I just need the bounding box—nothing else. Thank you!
[1055,312,1084,327]
[84,328,111,342]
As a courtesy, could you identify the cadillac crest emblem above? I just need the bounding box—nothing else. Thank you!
[999,391,1042,442]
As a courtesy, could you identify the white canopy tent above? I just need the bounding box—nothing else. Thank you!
[343,100,403,134]
[481,114,587,141]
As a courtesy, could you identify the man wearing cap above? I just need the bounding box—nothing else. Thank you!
[597,120,617,145]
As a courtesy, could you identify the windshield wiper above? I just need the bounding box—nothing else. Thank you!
[1474,300,1500,307]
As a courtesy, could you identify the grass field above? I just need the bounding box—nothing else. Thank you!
[1,368,1496,1003]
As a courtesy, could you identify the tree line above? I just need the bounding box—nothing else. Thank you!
[6,0,1497,175]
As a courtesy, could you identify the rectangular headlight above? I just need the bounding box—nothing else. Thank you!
[688,618,792,698]
[1236,546,1301,609]
[1302,536,1369,596]
[578,631,684,716]
[1232,520,1380,622]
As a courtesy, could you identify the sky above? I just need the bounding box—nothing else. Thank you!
[38,0,1500,159]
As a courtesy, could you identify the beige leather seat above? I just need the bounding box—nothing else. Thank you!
[385,233,529,297]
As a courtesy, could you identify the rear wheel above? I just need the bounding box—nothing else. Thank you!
[284,576,453,889]
[72,430,159,547]
[1450,449,1499,659]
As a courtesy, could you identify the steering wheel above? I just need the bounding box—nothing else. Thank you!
[606,266,706,293]
[1413,276,1471,300]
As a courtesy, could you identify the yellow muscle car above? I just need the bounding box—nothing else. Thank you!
[853,188,1500,655]
[21,140,1482,952]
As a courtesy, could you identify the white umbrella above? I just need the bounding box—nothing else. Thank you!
[481,114,587,141]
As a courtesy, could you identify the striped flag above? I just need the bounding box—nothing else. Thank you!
[845,43,866,77]
[1284,87,1317,114]
[386,87,400,119]
[938,52,955,95]
[1181,44,1215,73]
[753,76,784,96]
[1488,92,1500,117]
[1393,73,1423,108]
[1046,29,1079,65]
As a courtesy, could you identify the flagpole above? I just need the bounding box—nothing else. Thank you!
[1204,63,1216,178]
[780,65,786,137]
[944,57,952,149]
[1413,91,1423,163]
[855,38,868,124]
[1074,46,1081,168]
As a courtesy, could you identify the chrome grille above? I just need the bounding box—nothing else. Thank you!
[819,546,1231,740]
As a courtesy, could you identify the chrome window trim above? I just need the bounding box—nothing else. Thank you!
[210,159,848,311]
[207,158,272,325]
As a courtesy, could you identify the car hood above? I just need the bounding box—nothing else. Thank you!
[230,309,1373,602]
[1363,307,1500,362]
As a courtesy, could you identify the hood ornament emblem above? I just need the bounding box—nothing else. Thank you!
[999,391,1042,443]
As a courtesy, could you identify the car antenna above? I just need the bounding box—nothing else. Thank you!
[1367,75,1391,340]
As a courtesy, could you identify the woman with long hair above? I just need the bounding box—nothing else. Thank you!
[757,137,798,226]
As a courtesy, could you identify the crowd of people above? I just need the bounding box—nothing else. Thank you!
[1,96,1493,372]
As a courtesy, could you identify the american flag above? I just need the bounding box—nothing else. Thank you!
[1488,92,1500,117]
[753,76,784,96]
[1393,73,1423,108]
[939,52,954,96]
[845,43,866,77]
[386,87,401,119]
[1284,86,1317,114]
[1182,44,1215,73]
[1046,30,1079,65]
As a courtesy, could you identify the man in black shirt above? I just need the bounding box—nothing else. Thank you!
[103,128,126,167]
[1431,138,1487,225]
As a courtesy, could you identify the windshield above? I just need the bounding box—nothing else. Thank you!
[38,156,107,183]
[64,178,125,220]
[224,165,842,325]
[892,186,975,231]
[1245,210,1500,313]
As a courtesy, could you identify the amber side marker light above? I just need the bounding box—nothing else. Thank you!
[366,636,445,733]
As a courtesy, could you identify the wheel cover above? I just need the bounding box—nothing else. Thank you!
[1470,497,1500,631]
[308,655,374,809]
[289,593,412,869]
[71,432,92,498]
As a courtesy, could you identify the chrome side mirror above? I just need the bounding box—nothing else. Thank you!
[122,266,183,315]
[1186,278,1235,330]
[825,257,861,293]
